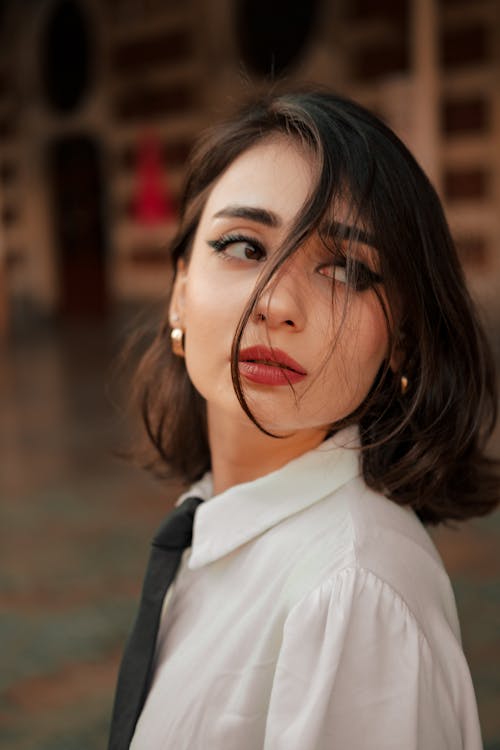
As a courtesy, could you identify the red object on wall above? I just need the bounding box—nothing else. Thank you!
[132,132,176,224]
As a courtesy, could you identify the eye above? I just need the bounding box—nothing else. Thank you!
[317,263,347,284]
[317,260,383,291]
[207,233,267,262]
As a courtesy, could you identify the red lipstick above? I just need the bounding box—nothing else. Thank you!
[238,346,307,386]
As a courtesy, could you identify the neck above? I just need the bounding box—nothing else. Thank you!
[207,406,327,495]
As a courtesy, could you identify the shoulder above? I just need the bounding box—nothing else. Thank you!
[269,475,482,748]
[289,475,461,643]
[270,562,481,750]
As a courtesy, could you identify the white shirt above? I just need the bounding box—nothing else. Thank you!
[131,426,483,749]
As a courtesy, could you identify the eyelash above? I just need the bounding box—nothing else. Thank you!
[207,233,383,291]
[317,258,383,291]
[207,233,267,262]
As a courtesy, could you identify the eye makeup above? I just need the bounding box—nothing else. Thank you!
[317,258,383,291]
[207,231,383,291]
[207,233,267,262]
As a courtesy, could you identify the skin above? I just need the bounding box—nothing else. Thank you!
[170,136,395,494]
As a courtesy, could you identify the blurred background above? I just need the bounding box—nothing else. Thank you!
[0,0,499,748]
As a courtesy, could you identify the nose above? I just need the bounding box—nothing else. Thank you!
[253,267,307,332]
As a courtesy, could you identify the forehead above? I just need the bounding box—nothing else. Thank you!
[200,137,315,228]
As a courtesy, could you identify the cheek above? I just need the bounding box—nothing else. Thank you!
[181,273,243,383]
[329,300,389,384]
[183,263,231,332]
[183,285,220,370]
[353,307,389,381]
[183,265,254,339]
[182,292,222,400]
[184,284,217,330]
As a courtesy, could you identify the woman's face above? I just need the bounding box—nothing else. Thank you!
[170,136,391,437]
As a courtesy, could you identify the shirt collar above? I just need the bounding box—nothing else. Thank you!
[178,425,361,569]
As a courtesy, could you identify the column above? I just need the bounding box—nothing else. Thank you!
[411,0,441,192]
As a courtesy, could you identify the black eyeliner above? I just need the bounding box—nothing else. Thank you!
[207,233,266,254]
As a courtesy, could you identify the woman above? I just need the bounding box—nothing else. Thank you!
[110,88,498,749]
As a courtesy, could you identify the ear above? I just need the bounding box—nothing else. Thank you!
[169,258,188,327]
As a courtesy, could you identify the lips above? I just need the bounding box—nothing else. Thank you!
[239,346,306,373]
[238,346,307,386]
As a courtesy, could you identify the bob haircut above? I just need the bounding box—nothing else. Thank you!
[131,86,498,524]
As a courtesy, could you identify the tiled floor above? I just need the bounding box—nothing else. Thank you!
[1,314,499,749]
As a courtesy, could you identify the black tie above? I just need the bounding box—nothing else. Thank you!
[108,495,204,750]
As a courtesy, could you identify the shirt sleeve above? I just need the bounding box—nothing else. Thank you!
[263,567,481,750]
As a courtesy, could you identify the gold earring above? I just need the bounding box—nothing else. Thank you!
[400,375,409,395]
[171,327,185,357]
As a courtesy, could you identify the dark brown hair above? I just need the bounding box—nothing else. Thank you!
[131,86,498,524]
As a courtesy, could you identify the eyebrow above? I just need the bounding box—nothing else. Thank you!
[213,205,282,227]
[212,206,377,251]
[322,221,377,250]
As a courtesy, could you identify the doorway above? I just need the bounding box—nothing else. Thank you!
[48,135,108,317]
